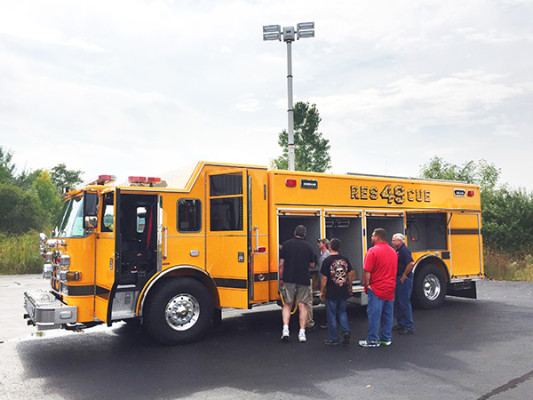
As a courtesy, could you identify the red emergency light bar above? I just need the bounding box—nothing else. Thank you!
[128,176,162,186]
[88,175,116,185]
[128,176,147,184]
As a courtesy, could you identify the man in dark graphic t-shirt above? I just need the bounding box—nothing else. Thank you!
[320,238,355,346]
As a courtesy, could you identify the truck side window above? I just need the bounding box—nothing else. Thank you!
[177,199,202,232]
[209,173,243,232]
[210,197,243,231]
[136,207,146,233]
[101,193,114,232]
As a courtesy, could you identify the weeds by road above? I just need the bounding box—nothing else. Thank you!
[0,231,43,275]
[484,249,533,281]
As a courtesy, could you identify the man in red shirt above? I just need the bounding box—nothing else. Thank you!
[359,228,398,348]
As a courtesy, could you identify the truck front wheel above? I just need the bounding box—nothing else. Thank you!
[144,277,213,345]
[413,264,446,309]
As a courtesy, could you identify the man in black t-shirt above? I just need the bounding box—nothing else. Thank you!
[320,238,355,346]
[279,225,316,343]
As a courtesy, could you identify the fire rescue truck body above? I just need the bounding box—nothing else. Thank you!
[24,162,483,344]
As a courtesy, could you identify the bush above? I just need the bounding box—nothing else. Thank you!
[482,188,533,254]
[0,231,43,274]
[0,184,47,234]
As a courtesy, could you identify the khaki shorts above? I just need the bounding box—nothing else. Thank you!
[281,282,311,305]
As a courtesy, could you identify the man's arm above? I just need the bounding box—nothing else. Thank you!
[363,270,371,292]
[320,275,327,301]
[309,249,317,270]
[400,261,415,283]
[279,259,285,286]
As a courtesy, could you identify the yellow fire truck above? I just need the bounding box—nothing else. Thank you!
[24,162,483,344]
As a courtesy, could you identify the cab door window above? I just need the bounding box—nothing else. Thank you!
[209,173,243,231]
[101,193,114,232]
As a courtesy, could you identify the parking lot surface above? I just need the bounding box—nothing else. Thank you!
[1,275,532,400]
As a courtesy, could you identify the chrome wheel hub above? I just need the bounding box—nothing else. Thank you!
[165,294,200,331]
[423,274,441,301]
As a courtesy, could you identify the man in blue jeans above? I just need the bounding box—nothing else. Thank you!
[320,238,355,346]
[392,233,415,335]
[359,228,398,348]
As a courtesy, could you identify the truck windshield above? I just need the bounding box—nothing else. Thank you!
[58,196,85,238]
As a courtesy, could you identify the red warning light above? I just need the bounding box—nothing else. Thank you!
[285,179,297,187]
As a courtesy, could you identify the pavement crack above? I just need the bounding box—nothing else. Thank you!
[477,369,533,400]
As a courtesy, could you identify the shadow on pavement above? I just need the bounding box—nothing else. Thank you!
[16,294,522,400]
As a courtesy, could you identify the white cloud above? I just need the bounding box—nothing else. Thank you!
[1,0,532,190]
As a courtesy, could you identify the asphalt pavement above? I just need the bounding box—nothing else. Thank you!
[1,274,533,400]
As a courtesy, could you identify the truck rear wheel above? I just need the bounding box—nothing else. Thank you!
[413,264,446,309]
[144,277,213,345]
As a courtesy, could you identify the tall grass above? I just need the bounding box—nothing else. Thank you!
[484,248,533,282]
[0,231,43,274]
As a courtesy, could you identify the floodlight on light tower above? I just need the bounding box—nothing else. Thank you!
[263,22,315,171]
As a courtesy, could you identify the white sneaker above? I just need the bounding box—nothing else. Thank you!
[298,331,306,343]
[281,329,290,342]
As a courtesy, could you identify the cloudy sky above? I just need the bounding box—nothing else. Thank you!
[1,0,532,190]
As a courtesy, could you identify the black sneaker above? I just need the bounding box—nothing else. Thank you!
[319,323,328,329]
[342,331,351,345]
[398,328,414,335]
[392,325,403,332]
[324,339,340,346]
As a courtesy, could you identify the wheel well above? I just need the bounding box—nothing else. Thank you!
[138,266,220,317]
[414,256,450,283]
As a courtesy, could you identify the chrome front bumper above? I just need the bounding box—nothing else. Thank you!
[24,289,77,330]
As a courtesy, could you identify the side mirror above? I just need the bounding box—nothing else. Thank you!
[84,192,99,217]
[83,192,99,230]
[84,216,98,229]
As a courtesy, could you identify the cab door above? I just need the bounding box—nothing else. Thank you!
[95,190,160,323]
[248,168,269,303]
[94,190,116,323]
[206,169,249,308]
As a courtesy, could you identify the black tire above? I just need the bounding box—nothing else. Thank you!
[412,264,446,309]
[143,277,213,345]
[213,307,222,329]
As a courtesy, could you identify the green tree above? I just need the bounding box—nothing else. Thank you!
[50,163,83,193]
[482,188,533,254]
[0,147,16,185]
[32,170,63,228]
[15,169,43,191]
[420,156,533,256]
[0,184,46,234]
[419,156,500,191]
[272,102,331,172]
